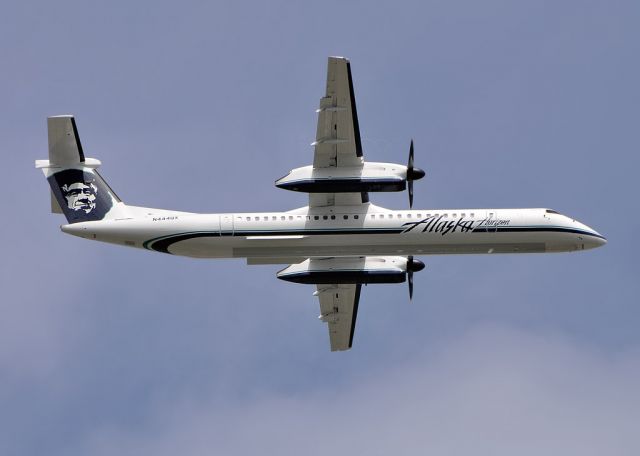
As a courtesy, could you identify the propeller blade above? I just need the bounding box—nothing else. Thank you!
[407,256,425,300]
[407,139,421,208]
[408,255,414,300]
[409,180,414,208]
[409,139,414,170]
[409,271,414,300]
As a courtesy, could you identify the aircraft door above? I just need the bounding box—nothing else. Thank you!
[220,214,234,235]
[486,211,498,233]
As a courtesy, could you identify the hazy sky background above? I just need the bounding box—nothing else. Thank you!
[1,0,639,454]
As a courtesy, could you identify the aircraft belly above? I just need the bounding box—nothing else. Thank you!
[144,225,581,258]
[166,237,232,258]
[225,231,551,257]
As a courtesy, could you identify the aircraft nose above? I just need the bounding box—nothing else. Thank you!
[578,224,607,250]
[582,234,606,250]
[567,215,606,251]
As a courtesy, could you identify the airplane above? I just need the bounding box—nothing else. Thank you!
[36,56,606,351]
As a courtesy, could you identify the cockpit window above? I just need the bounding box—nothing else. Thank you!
[546,209,560,214]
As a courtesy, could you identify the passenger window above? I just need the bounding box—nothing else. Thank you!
[397,214,402,219]
[314,215,319,220]
[246,217,250,221]
[354,215,359,220]
[281,216,285,221]
[272,216,277,221]
[331,215,336,220]
[417,213,422,218]
[407,214,412,218]
[344,215,348,220]
[323,215,328,220]
[453,213,457,218]
[264,216,268,221]
[471,212,475,218]
[254,216,259,221]
[388,214,393,219]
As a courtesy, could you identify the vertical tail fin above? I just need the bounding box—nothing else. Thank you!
[36,116,128,224]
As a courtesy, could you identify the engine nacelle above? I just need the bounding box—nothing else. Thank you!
[275,162,408,193]
[277,256,423,285]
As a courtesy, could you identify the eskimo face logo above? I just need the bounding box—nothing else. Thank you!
[61,181,98,213]
[49,168,113,222]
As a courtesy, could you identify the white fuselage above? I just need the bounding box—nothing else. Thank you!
[61,205,606,259]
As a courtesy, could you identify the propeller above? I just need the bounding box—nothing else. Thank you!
[406,255,425,300]
[406,139,426,208]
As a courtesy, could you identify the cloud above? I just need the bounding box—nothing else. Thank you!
[79,324,640,456]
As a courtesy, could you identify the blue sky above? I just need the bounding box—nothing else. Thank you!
[2,1,639,454]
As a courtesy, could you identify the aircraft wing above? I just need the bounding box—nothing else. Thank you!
[310,56,368,208]
[316,283,362,351]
